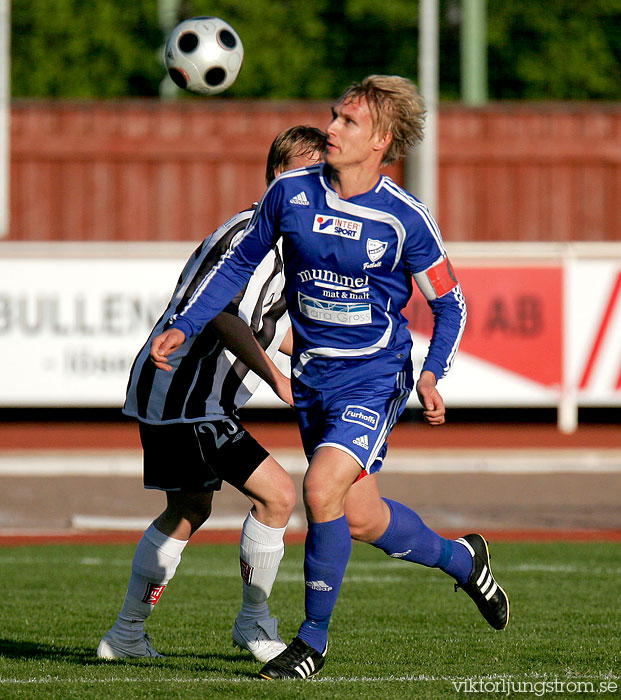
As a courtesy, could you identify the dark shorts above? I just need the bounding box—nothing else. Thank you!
[139,417,270,493]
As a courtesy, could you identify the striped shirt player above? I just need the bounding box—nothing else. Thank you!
[124,206,289,427]
[98,125,328,667]
[168,163,466,473]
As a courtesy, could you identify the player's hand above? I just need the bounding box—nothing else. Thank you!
[150,328,186,371]
[416,370,445,426]
[271,371,294,407]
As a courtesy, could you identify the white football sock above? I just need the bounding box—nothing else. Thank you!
[113,523,188,637]
[238,511,286,620]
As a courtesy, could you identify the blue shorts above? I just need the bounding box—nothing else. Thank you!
[293,363,413,474]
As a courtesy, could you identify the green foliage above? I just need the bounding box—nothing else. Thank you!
[11,0,163,97]
[0,541,619,699]
[187,0,331,98]
[326,1,420,81]
[487,0,621,99]
[9,0,621,100]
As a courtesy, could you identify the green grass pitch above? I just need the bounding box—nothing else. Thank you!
[0,540,619,699]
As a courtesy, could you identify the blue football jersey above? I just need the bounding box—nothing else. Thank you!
[170,164,466,388]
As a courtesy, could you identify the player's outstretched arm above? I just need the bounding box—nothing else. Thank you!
[150,328,187,371]
[278,327,294,357]
[209,312,293,407]
[416,370,445,426]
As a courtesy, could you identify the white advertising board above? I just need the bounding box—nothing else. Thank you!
[1,244,620,423]
[565,259,621,406]
[0,257,178,406]
[0,249,291,409]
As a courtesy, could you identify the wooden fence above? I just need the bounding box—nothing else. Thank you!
[6,100,621,243]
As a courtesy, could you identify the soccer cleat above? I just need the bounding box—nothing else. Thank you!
[455,533,510,630]
[258,636,326,680]
[232,616,287,662]
[96,630,163,659]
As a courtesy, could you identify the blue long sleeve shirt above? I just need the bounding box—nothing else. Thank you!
[170,164,466,388]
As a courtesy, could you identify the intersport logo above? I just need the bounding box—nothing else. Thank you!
[313,214,362,240]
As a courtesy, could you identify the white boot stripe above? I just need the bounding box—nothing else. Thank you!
[485,582,498,600]
[456,537,475,557]
[476,565,488,587]
[480,574,493,595]
[295,664,307,678]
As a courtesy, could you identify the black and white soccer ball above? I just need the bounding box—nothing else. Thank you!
[164,17,244,95]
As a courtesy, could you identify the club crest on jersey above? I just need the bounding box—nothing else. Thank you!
[342,405,380,430]
[313,214,362,240]
[366,238,388,262]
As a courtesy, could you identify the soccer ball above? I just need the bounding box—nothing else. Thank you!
[164,17,244,95]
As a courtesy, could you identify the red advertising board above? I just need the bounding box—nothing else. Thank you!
[405,267,563,388]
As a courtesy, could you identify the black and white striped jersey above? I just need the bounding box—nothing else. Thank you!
[123,206,289,424]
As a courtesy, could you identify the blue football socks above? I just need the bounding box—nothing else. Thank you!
[297,515,351,654]
[372,498,473,584]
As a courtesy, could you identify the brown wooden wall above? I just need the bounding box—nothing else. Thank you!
[439,104,621,242]
[7,100,621,243]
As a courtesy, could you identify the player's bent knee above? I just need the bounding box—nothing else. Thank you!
[188,502,213,523]
[303,485,345,522]
[175,504,212,530]
[258,488,296,523]
[348,521,376,542]
[281,479,297,513]
[244,460,296,516]
[166,491,213,520]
